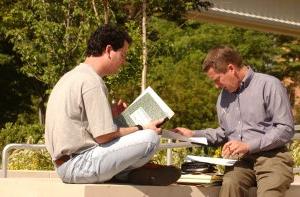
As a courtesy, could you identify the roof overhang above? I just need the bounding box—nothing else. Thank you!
[187,0,300,37]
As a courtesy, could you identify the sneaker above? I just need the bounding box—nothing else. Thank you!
[128,163,181,186]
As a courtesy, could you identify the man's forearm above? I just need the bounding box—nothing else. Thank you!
[194,127,226,145]
[95,126,141,144]
[248,124,294,153]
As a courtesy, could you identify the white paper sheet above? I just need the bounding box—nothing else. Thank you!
[186,155,237,166]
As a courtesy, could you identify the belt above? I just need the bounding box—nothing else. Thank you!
[54,154,76,167]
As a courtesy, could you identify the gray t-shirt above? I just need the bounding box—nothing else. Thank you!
[194,67,294,154]
[45,63,117,160]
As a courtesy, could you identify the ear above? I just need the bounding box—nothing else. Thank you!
[227,64,235,72]
[105,45,113,59]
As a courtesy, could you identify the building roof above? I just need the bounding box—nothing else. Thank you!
[187,0,300,37]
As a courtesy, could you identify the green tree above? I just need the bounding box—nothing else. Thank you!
[0,37,38,127]
[2,0,106,124]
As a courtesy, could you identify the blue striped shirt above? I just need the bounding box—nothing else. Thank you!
[195,67,294,154]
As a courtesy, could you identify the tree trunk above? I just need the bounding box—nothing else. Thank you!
[141,0,147,92]
[102,0,109,24]
[38,96,46,126]
[92,0,100,22]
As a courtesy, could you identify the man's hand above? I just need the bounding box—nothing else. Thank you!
[222,140,249,159]
[172,127,194,137]
[111,99,127,117]
[143,119,166,134]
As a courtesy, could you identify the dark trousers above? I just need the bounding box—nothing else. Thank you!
[219,147,294,197]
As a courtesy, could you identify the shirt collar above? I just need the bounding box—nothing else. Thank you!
[236,67,254,93]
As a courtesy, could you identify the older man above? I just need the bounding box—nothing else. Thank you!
[174,46,294,197]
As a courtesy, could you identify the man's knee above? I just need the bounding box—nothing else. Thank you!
[222,175,245,188]
[256,172,293,197]
[220,169,256,197]
[139,129,160,145]
[220,177,250,197]
[138,129,160,158]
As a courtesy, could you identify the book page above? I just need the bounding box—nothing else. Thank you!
[129,107,152,125]
[114,87,174,127]
[189,137,208,145]
[132,87,174,118]
[186,155,237,166]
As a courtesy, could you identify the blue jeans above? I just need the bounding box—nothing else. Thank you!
[56,129,160,183]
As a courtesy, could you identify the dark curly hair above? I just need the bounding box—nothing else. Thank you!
[86,24,132,57]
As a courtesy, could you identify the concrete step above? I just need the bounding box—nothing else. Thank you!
[0,170,299,197]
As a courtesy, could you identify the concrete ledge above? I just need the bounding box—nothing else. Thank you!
[0,170,58,178]
[0,178,218,197]
[0,178,300,197]
[0,178,85,197]
[0,171,299,197]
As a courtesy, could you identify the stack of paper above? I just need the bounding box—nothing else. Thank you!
[186,155,237,166]
[177,173,223,184]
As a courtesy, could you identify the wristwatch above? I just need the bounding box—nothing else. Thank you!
[135,124,143,130]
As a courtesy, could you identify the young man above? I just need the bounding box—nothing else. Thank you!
[45,24,180,185]
[173,46,294,196]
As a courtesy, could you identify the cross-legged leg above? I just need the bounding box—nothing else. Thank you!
[57,129,160,183]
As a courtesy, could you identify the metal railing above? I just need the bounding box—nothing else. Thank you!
[1,125,300,178]
[1,144,46,178]
[159,140,203,165]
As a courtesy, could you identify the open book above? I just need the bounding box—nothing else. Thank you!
[186,155,237,166]
[114,87,174,127]
[162,130,208,145]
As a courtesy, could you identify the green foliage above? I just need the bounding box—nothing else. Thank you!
[271,38,300,80]
[8,137,53,170]
[0,123,44,160]
[3,0,102,88]
[8,148,53,170]
[0,124,53,170]
[108,0,212,25]
[0,28,41,127]
[295,105,300,124]
[290,140,300,167]
[106,20,143,90]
